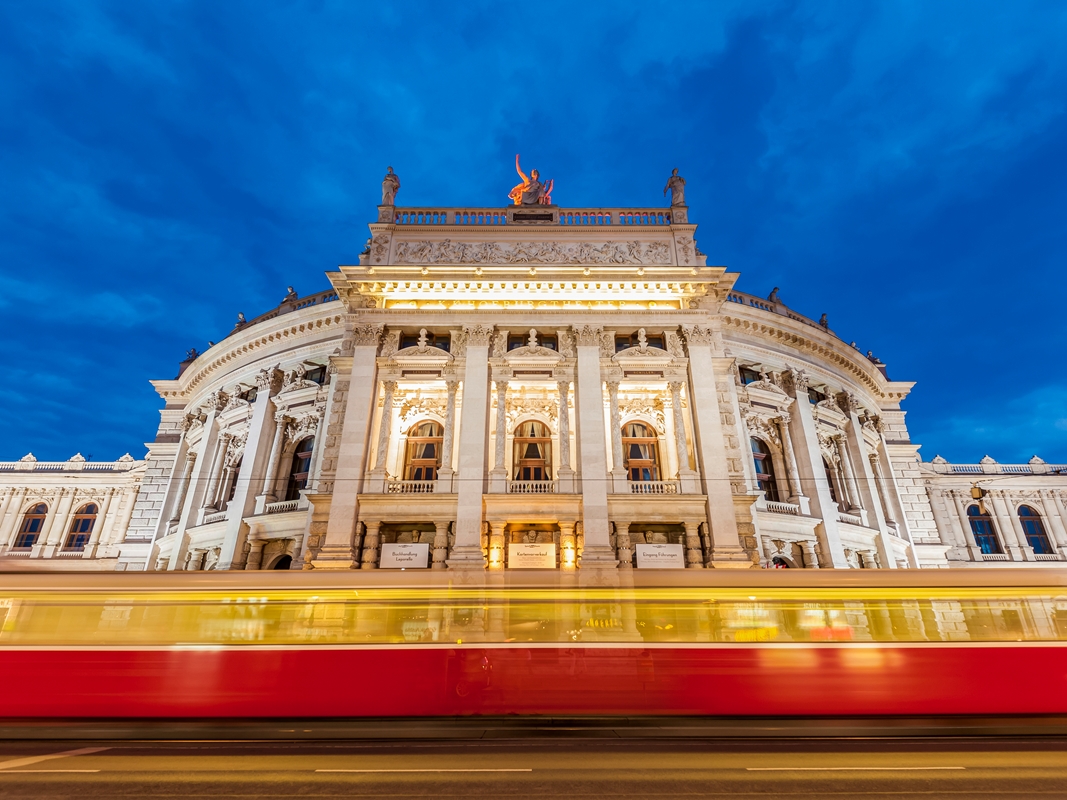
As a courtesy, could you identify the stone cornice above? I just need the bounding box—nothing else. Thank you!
[721,309,911,403]
[153,304,346,402]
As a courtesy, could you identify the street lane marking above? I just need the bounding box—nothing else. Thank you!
[317,768,533,773]
[747,767,965,771]
[0,748,109,772]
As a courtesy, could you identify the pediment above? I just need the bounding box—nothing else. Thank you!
[504,345,563,364]
[391,345,454,365]
[745,383,794,411]
[612,346,674,365]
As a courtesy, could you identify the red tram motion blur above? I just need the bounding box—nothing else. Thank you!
[1,570,1065,718]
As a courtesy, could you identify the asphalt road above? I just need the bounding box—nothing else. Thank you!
[0,735,1065,798]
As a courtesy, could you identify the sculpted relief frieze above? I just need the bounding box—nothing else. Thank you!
[393,239,672,266]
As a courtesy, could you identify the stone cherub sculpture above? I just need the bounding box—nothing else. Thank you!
[663,168,686,206]
[508,154,553,206]
[381,166,400,206]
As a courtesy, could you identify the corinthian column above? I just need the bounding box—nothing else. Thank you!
[775,414,805,503]
[835,435,862,514]
[374,380,397,473]
[606,380,624,474]
[436,377,459,493]
[169,453,197,523]
[556,380,572,471]
[201,433,232,515]
[668,381,690,475]
[258,412,288,503]
[489,379,509,493]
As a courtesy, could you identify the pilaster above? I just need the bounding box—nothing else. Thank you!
[573,325,616,567]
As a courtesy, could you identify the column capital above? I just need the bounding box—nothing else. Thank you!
[350,323,384,349]
[573,324,604,347]
[463,324,494,347]
[254,366,284,394]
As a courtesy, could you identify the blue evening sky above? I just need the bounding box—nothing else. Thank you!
[2,1,1065,464]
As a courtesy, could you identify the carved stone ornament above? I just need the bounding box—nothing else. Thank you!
[391,329,455,362]
[180,412,204,433]
[505,387,559,429]
[504,329,564,362]
[285,403,325,443]
[556,330,575,358]
[205,390,229,413]
[573,325,604,348]
[397,389,447,426]
[745,413,781,449]
[681,325,715,347]
[835,391,861,416]
[255,367,283,393]
[279,364,320,394]
[393,239,671,266]
[816,431,840,463]
[745,372,787,396]
[613,328,675,362]
[350,324,384,348]
[226,430,248,465]
[463,324,494,347]
[781,366,809,395]
[675,236,695,265]
[379,330,402,359]
[222,392,251,413]
[369,234,390,263]
[619,394,666,429]
[665,331,686,358]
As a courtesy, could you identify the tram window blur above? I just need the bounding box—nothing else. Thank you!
[1018,506,1054,555]
[967,505,1002,554]
[14,503,47,548]
[750,438,780,502]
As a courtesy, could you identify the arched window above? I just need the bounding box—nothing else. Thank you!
[622,422,660,481]
[1018,505,1054,555]
[967,505,1002,554]
[284,437,315,501]
[404,421,443,481]
[513,420,552,481]
[750,438,780,502]
[14,504,47,549]
[64,503,98,550]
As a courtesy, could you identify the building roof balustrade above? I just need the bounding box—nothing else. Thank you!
[925,458,1067,476]
[0,457,142,473]
[390,207,675,227]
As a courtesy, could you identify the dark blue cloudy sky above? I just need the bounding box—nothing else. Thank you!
[2,1,1065,463]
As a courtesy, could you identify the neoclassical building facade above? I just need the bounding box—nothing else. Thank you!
[2,198,1065,572]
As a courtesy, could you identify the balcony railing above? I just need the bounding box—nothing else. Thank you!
[507,480,557,494]
[203,511,227,525]
[982,553,1010,561]
[838,512,864,526]
[385,480,436,494]
[265,499,300,514]
[391,207,674,227]
[765,501,801,515]
[1035,553,1061,561]
[630,480,680,495]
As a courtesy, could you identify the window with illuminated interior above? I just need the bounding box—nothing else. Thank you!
[750,438,780,502]
[284,437,315,501]
[404,421,443,481]
[622,421,660,481]
[64,503,98,550]
[14,503,47,548]
[1018,505,1053,555]
[967,505,1002,554]
[513,420,552,481]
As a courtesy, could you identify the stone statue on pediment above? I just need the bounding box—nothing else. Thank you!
[663,168,686,206]
[508,154,553,206]
[381,166,400,206]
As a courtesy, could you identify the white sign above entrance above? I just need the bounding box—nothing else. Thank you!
[508,543,556,569]
[635,543,685,569]
[379,543,430,569]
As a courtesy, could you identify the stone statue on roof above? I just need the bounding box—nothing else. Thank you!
[508,154,553,206]
[381,166,400,206]
[663,168,686,206]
